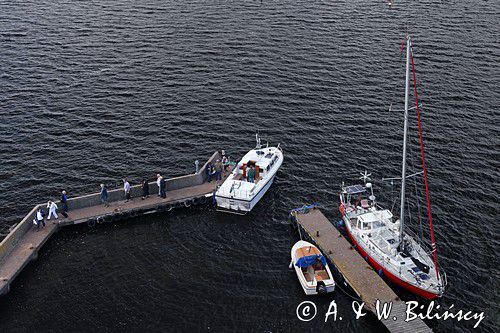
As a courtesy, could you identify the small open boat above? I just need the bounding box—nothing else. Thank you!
[215,134,283,214]
[290,240,335,295]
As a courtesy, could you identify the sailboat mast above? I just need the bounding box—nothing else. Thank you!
[399,35,411,247]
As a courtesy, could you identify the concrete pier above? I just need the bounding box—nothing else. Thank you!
[292,207,431,333]
[0,151,223,296]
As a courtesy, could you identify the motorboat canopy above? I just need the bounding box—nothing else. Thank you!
[295,254,327,268]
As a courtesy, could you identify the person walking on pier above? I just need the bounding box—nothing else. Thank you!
[156,174,162,196]
[141,179,150,200]
[159,175,167,198]
[214,159,223,182]
[60,190,68,218]
[206,162,213,182]
[100,184,109,207]
[35,208,45,230]
[46,200,58,220]
[123,178,131,202]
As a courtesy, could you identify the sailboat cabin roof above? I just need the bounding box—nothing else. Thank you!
[358,210,393,223]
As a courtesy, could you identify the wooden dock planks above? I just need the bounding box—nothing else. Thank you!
[0,180,218,296]
[293,207,431,333]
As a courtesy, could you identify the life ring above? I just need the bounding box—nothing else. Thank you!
[87,219,96,228]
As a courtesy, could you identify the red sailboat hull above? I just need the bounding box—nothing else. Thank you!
[344,223,439,301]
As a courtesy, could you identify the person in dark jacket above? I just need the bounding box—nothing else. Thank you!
[206,162,213,182]
[159,176,167,198]
[247,165,256,183]
[100,184,109,207]
[141,179,150,200]
[60,190,69,217]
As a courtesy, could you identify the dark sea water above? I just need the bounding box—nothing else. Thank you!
[0,0,498,332]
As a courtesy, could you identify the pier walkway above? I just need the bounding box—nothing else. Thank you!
[0,151,223,296]
[292,207,431,333]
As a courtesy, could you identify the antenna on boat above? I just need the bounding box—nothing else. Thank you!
[359,170,371,184]
[255,133,262,149]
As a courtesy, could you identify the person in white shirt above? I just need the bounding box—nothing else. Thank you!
[47,201,58,220]
[156,174,162,196]
[34,208,45,230]
[123,178,131,202]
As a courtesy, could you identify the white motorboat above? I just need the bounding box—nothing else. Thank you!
[289,240,335,295]
[215,134,283,214]
[338,35,446,300]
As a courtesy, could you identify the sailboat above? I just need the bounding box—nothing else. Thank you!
[338,35,446,300]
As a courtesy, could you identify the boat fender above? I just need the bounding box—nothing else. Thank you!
[338,220,344,227]
[87,219,96,228]
[193,197,201,205]
[364,255,368,261]
[96,217,104,224]
[104,216,113,223]
[183,199,192,208]
[378,269,383,276]
[199,196,207,204]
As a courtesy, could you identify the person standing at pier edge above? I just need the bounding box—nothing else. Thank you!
[214,159,223,182]
[156,174,162,196]
[60,190,68,217]
[123,178,131,202]
[46,200,58,220]
[159,175,167,198]
[100,184,109,207]
[141,179,150,200]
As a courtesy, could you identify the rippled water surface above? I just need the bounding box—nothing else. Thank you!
[0,0,498,332]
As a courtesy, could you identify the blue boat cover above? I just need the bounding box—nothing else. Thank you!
[295,254,327,268]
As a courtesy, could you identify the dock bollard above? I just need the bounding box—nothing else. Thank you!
[195,160,199,174]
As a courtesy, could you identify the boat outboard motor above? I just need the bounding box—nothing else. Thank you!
[316,281,327,294]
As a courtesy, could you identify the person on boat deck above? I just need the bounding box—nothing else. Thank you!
[206,162,213,182]
[141,179,150,200]
[46,200,58,220]
[156,174,162,196]
[214,160,223,181]
[123,178,131,202]
[159,175,167,198]
[247,165,256,183]
[100,184,109,207]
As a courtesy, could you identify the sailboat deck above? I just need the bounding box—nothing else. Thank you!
[293,207,431,333]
